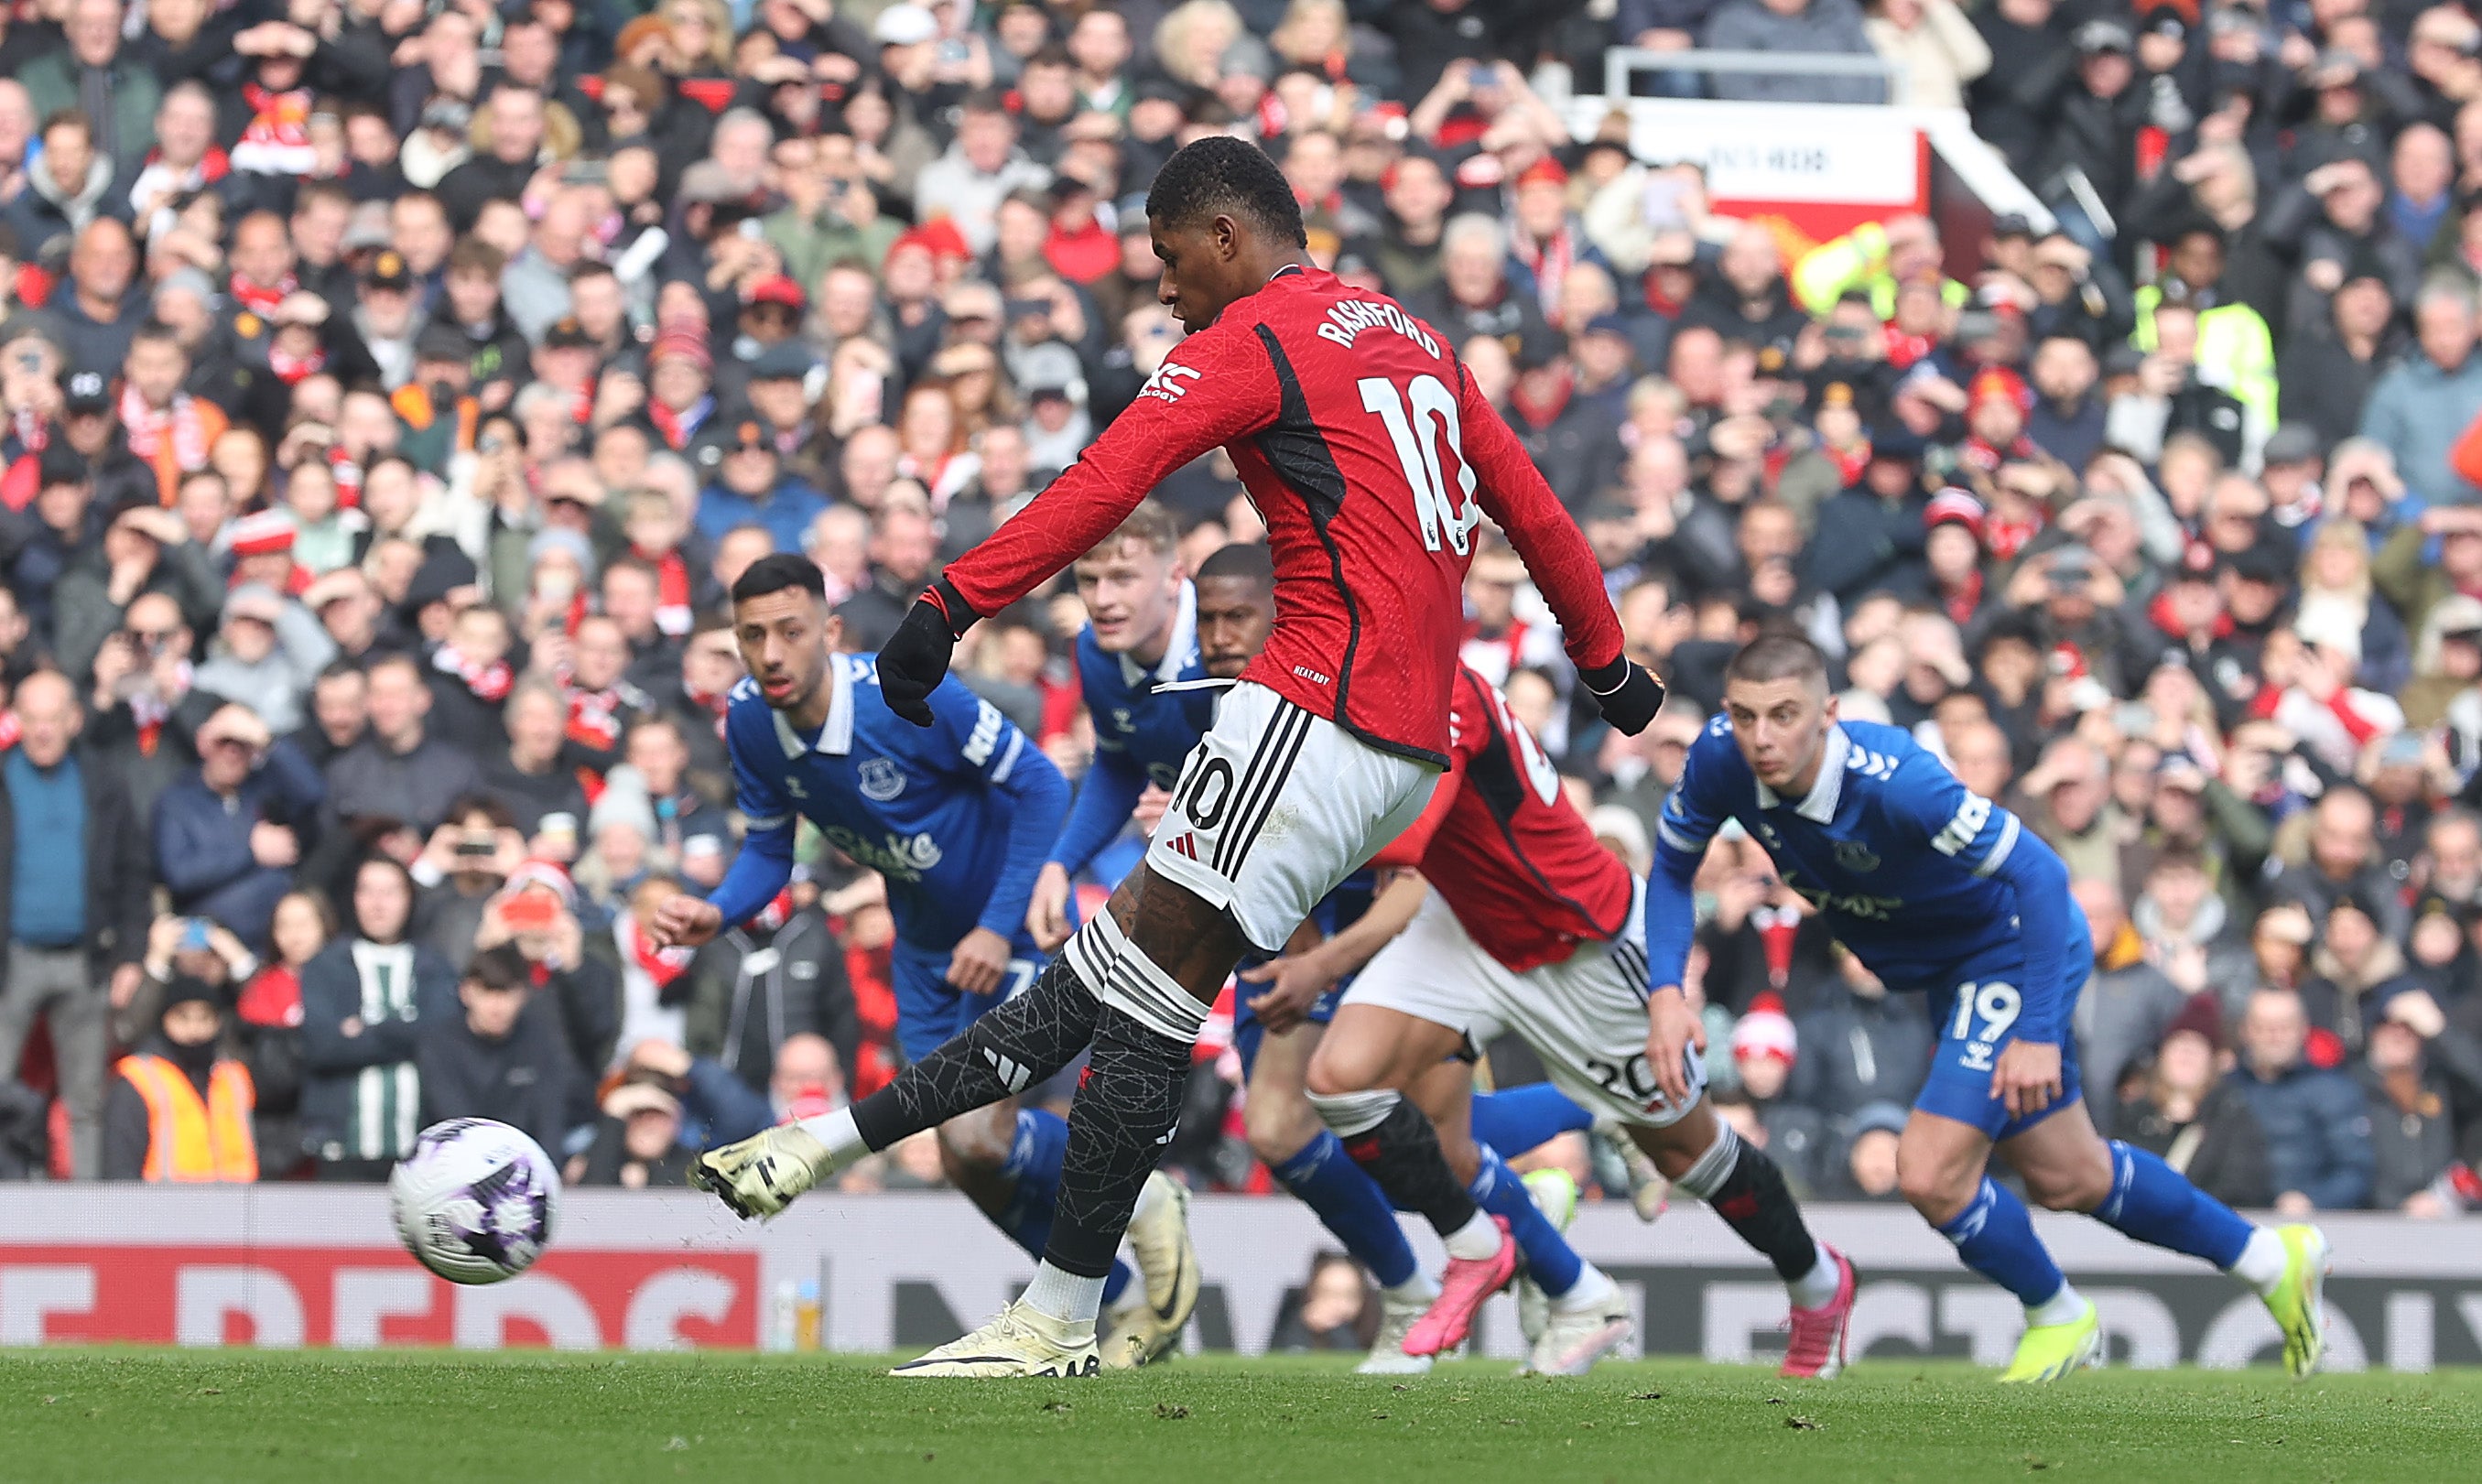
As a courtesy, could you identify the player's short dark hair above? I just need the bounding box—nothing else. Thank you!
[1145,135,1308,249]
[1196,541,1275,590]
[1083,499,1179,560]
[464,942,532,991]
[1726,633,1829,691]
[731,551,828,606]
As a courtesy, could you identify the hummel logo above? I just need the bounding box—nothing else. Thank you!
[981,1046,1035,1094]
[1164,831,1199,861]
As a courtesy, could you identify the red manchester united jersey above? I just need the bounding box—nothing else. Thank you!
[938,265,1621,764]
[1378,664,1635,971]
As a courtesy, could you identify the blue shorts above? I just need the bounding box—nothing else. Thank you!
[1230,871,1376,1079]
[1230,971,1348,1079]
[890,937,1048,1065]
[1911,939,2093,1143]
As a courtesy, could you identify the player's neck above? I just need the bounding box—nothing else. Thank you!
[1129,622,1174,671]
[1782,741,1832,802]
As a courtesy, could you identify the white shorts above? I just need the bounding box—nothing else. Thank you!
[1145,680,1436,956]
[1341,878,1707,1130]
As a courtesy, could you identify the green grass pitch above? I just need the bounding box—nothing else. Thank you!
[4,1351,2475,1484]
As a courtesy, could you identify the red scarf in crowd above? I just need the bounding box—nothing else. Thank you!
[1881,322,1935,370]
[645,395,712,451]
[1512,222,1577,329]
[1939,569,1984,629]
[267,340,328,385]
[683,681,731,742]
[0,710,20,753]
[233,83,317,176]
[432,642,514,703]
[229,268,298,315]
[119,385,212,472]
[566,681,631,752]
[623,913,694,990]
[129,662,192,756]
[635,545,695,636]
[329,443,363,509]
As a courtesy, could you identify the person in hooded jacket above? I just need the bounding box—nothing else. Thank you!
[103,975,257,1181]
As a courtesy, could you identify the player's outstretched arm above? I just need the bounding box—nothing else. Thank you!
[876,330,1280,724]
[1452,365,1663,732]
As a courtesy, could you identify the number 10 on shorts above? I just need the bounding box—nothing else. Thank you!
[1949,980,2021,1074]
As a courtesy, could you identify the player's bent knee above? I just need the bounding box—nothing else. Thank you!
[1895,1152,1977,1224]
[935,1109,1017,1175]
[1244,1099,1320,1167]
[1305,1086,1399,1138]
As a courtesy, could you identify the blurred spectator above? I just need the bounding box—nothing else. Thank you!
[154,704,326,952]
[1819,1099,1909,1200]
[2234,986,2375,1213]
[1790,946,1930,1121]
[409,796,523,967]
[233,889,329,1175]
[474,864,621,1135]
[626,1029,846,1148]
[324,653,486,848]
[1705,0,1882,104]
[1270,1251,1377,1352]
[682,873,855,1089]
[580,1079,695,1187]
[2113,993,2272,1210]
[0,671,152,1178]
[2358,989,2482,1215]
[2071,877,2189,1134]
[2362,279,2482,505]
[417,942,570,1156]
[101,976,255,1183]
[299,856,456,1181]
[1729,991,1826,1187]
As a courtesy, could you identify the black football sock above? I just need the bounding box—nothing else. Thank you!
[849,957,1099,1152]
[1310,1089,1481,1239]
[1040,1005,1193,1279]
[1675,1121,1823,1284]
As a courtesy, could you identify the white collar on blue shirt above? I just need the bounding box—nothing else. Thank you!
[1118,580,1198,691]
[1754,724,1848,823]
[772,655,859,759]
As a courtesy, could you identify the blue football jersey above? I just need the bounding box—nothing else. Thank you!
[725,654,1068,953]
[1080,581,1217,789]
[1050,582,1218,876]
[1655,718,2090,1021]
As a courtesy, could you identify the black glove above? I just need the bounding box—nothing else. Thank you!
[1582,655,1665,736]
[877,577,978,726]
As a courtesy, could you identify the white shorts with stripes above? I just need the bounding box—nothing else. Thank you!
[1340,878,1707,1130]
[1143,680,1436,956]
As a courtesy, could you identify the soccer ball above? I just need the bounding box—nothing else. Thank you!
[389,1119,561,1284]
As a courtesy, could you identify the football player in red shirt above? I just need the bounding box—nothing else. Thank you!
[1299,663,1858,1377]
[687,135,1664,1376]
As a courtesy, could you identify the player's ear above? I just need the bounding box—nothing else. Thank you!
[1213,211,1241,260]
[820,609,843,652]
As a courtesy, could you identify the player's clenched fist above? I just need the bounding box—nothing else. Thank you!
[1644,984,1706,1108]
[651,894,724,949]
[880,579,980,726]
[1583,656,1667,735]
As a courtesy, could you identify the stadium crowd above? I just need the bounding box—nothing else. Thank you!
[0,0,2476,1222]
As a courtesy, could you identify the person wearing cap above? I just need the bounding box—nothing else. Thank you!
[2112,992,2274,1211]
[693,414,829,554]
[416,941,571,1159]
[1725,991,1826,1179]
[582,1072,696,1187]
[643,317,720,453]
[353,249,424,391]
[99,975,257,1183]
[2403,593,2482,732]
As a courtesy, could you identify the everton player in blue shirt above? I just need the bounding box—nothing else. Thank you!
[1644,634,2331,1382]
[656,554,1190,1354]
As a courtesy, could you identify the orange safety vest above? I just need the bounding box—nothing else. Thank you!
[116,1054,258,1183]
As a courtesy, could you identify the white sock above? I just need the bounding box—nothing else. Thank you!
[1130,1172,1170,1225]
[1442,1209,1501,1261]
[2228,1226,2288,1297]
[1550,1262,1618,1314]
[793,1109,864,1167]
[1020,1262,1106,1330]
[2027,1281,2088,1328]
[1384,1273,1441,1305]
[1787,1240,1842,1310]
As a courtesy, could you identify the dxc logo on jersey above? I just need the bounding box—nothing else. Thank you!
[821,826,943,882]
[1138,362,1201,404]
